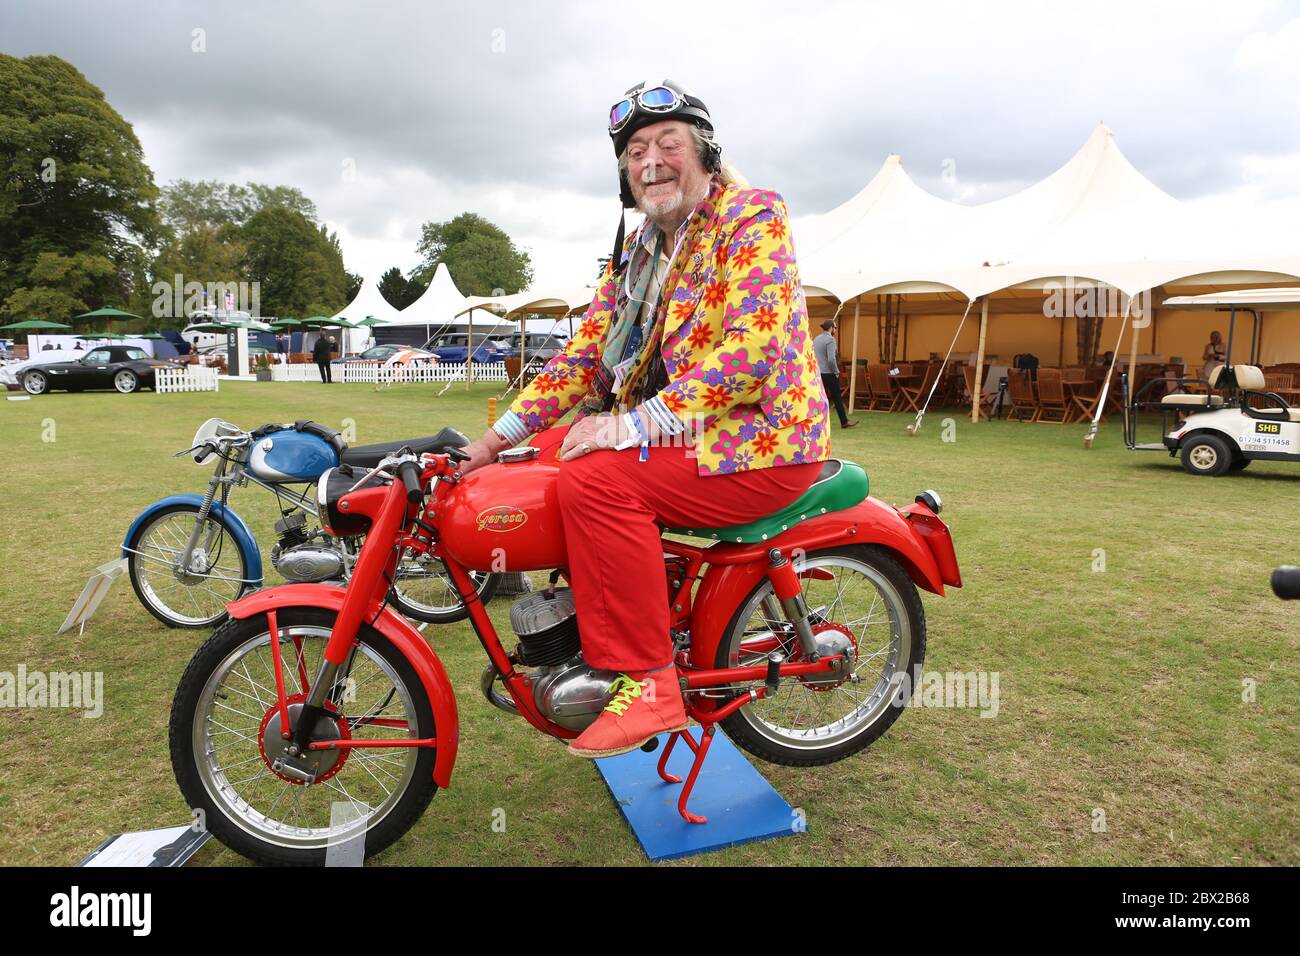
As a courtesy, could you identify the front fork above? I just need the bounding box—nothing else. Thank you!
[176,458,232,578]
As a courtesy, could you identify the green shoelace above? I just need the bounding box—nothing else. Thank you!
[604,674,646,716]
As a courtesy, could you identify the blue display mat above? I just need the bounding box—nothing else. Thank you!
[595,728,799,861]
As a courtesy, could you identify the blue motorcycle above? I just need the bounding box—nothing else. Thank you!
[122,418,500,629]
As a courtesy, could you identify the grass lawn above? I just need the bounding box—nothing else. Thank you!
[0,380,1295,866]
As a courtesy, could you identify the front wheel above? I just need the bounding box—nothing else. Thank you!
[170,607,438,865]
[388,551,500,624]
[713,545,926,767]
[126,504,254,628]
[22,370,48,395]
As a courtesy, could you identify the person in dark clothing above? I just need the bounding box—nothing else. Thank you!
[813,319,857,428]
[313,334,335,382]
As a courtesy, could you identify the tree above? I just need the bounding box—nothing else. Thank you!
[239,208,350,318]
[378,266,426,309]
[413,212,532,296]
[0,54,161,321]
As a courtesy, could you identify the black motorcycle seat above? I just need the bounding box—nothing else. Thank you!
[339,426,469,468]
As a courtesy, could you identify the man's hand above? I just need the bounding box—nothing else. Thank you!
[558,414,627,461]
[460,428,513,476]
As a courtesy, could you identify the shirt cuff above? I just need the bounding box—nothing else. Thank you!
[492,410,530,446]
[640,395,685,436]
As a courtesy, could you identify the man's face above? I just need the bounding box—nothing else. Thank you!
[625,120,709,223]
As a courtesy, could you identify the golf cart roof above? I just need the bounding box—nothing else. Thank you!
[1162,288,1300,311]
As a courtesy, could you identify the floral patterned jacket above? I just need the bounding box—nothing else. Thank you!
[493,181,831,475]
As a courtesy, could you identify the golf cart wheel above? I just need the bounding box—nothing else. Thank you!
[22,370,49,395]
[1179,434,1233,477]
[114,370,140,393]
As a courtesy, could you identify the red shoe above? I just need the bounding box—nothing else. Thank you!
[567,668,689,758]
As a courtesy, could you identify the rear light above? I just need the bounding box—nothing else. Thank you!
[915,489,942,515]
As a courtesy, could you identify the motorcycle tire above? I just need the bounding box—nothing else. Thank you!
[170,606,438,865]
[126,503,253,629]
[713,544,926,767]
[388,560,501,625]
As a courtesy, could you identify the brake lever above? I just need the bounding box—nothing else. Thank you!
[446,447,470,463]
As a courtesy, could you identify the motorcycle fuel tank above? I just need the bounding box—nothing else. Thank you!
[247,431,340,483]
[438,455,567,572]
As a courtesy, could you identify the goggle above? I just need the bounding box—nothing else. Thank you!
[609,86,684,133]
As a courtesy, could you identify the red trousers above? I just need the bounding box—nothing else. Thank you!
[556,445,822,671]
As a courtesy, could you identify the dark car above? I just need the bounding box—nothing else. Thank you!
[419,333,507,364]
[20,346,184,395]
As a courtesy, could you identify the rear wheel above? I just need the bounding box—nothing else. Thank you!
[170,607,438,865]
[712,545,926,767]
[388,552,499,624]
[114,370,139,393]
[1180,433,1234,476]
[126,504,253,628]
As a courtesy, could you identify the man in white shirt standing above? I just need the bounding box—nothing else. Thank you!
[814,319,857,429]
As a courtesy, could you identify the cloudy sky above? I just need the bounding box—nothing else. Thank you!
[3,0,1299,289]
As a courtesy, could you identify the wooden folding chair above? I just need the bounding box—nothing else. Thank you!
[1007,368,1039,422]
[1035,367,1070,423]
[899,362,941,413]
[866,363,903,412]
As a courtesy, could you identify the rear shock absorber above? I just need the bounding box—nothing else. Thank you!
[767,549,820,661]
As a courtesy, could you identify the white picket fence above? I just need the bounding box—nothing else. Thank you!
[270,364,323,382]
[339,362,509,384]
[265,360,510,385]
[156,366,220,393]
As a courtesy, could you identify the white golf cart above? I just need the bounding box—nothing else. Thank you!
[1124,288,1300,476]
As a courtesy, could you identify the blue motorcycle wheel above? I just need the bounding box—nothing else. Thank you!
[127,504,254,629]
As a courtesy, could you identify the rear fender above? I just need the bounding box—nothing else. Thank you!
[227,584,460,788]
[688,495,954,671]
[123,494,263,583]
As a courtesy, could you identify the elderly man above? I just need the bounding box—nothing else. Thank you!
[459,80,831,757]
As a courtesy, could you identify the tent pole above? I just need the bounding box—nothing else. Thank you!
[971,297,988,424]
[1126,303,1140,403]
[847,299,861,410]
[467,308,474,389]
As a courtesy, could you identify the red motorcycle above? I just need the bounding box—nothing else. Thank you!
[170,426,961,864]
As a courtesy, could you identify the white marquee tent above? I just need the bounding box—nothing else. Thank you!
[330,273,402,353]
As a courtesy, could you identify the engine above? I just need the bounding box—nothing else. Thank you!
[499,587,618,731]
[270,511,345,583]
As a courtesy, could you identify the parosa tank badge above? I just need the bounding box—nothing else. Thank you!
[476,505,528,533]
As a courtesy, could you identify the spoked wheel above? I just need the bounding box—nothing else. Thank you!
[388,550,499,624]
[114,370,139,393]
[170,607,437,865]
[713,545,926,767]
[126,504,254,629]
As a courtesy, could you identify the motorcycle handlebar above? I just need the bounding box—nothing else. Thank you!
[1272,565,1300,601]
[397,460,425,504]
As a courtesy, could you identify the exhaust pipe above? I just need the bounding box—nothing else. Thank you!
[480,664,519,716]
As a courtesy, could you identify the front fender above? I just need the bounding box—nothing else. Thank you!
[688,495,954,671]
[123,494,263,583]
[226,584,460,789]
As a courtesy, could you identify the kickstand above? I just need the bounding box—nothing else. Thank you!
[656,725,717,824]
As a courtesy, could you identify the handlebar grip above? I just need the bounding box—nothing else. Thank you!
[1272,566,1300,601]
[398,461,424,504]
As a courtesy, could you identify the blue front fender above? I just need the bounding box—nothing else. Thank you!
[122,494,264,584]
